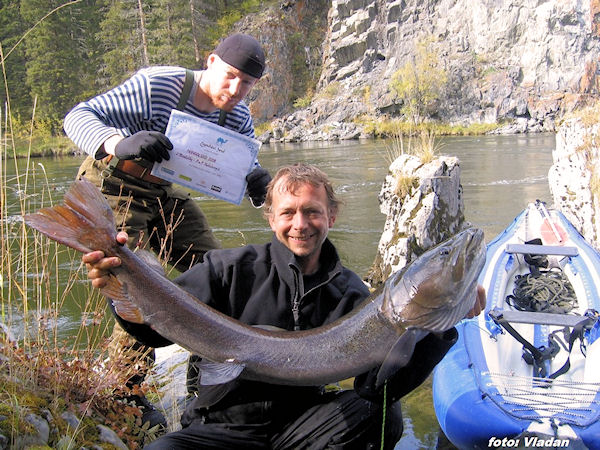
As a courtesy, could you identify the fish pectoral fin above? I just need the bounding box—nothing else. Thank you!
[198,360,246,385]
[101,275,144,324]
[376,329,429,388]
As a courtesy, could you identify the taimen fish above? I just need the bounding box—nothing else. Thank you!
[24,178,485,391]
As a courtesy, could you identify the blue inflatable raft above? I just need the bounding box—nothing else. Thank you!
[433,201,600,449]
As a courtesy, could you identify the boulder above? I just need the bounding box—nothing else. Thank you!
[366,154,466,285]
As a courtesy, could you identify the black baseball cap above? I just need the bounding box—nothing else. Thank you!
[214,33,266,79]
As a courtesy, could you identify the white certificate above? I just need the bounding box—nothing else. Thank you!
[151,110,261,205]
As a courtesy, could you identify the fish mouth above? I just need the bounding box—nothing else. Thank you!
[466,228,486,270]
[463,227,485,252]
[457,228,486,270]
[436,228,486,329]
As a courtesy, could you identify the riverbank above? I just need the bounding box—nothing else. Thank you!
[0,326,159,448]
[7,118,503,159]
[6,135,81,158]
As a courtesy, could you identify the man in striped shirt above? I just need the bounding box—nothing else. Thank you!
[64,33,271,430]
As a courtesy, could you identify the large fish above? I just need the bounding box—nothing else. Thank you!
[24,178,485,390]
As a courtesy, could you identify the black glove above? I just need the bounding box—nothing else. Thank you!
[114,131,173,163]
[354,329,458,402]
[246,167,271,206]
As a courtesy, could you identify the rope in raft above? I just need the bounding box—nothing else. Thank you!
[506,269,577,314]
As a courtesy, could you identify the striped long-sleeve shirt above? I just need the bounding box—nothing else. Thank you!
[64,66,256,160]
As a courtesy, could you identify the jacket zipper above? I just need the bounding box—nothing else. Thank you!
[291,269,301,331]
[290,266,341,331]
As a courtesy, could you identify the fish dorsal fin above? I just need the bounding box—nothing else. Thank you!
[376,329,428,388]
[134,249,166,276]
[101,275,144,324]
[197,360,246,385]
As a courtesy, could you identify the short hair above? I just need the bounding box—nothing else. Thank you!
[263,163,341,218]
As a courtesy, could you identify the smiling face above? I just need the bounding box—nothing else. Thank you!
[202,54,258,112]
[268,176,337,275]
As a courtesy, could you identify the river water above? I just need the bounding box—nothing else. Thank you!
[3,133,555,448]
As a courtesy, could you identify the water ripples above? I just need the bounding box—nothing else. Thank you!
[465,174,548,187]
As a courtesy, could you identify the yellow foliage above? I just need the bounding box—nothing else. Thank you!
[390,36,448,124]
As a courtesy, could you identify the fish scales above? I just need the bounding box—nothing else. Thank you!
[115,255,397,384]
[24,178,485,387]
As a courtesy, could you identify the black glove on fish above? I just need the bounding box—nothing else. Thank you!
[246,167,271,207]
[354,329,458,402]
[114,131,173,163]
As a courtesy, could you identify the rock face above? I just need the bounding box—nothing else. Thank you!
[149,345,191,432]
[249,0,600,142]
[366,154,466,285]
[320,0,600,126]
[232,0,331,124]
[548,114,600,248]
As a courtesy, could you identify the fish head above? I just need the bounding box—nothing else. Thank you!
[381,227,486,333]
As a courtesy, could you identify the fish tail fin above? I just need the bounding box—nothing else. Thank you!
[25,178,145,324]
[23,177,118,255]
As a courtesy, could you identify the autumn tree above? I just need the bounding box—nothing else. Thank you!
[390,36,448,125]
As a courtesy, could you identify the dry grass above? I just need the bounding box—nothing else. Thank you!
[564,101,600,128]
[567,102,600,203]
[0,15,171,444]
[383,125,444,166]
[392,173,419,199]
[382,125,444,199]
[0,96,163,448]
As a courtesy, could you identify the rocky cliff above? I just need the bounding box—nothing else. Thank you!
[244,0,600,141]
[549,109,600,248]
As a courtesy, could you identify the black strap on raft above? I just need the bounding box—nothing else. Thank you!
[177,69,228,126]
[492,315,559,379]
[546,314,597,380]
[490,310,597,383]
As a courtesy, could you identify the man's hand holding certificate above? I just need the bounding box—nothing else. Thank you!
[151,110,261,205]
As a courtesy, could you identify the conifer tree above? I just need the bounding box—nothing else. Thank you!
[0,0,30,120]
[20,0,100,130]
